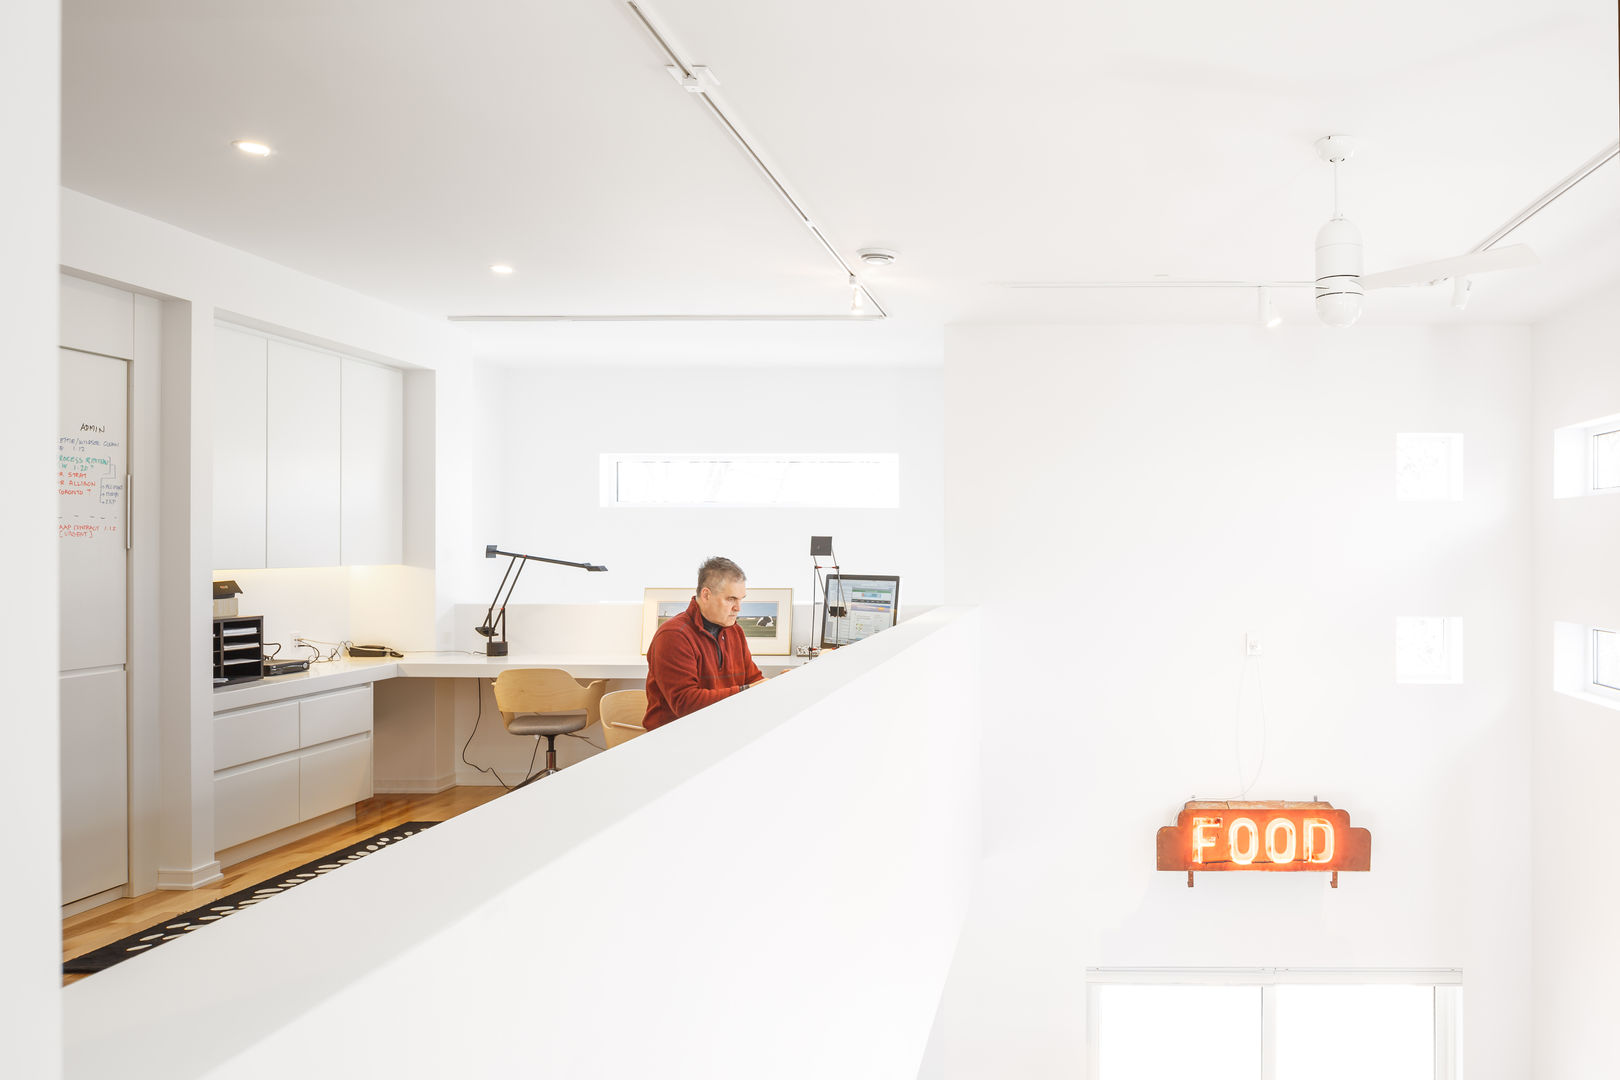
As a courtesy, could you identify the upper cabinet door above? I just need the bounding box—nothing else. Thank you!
[213,327,268,570]
[340,358,403,565]
[266,341,341,567]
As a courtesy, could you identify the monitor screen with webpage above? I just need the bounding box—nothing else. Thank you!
[820,574,900,648]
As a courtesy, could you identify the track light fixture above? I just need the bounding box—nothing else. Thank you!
[1450,276,1472,310]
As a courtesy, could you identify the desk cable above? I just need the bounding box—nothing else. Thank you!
[460,679,606,790]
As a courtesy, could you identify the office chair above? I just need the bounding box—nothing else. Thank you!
[491,668,606,789]
[600,689,649,748]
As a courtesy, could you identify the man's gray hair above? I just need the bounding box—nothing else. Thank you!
[697,556,746,595]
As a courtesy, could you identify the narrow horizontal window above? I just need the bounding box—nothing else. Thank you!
[600,453,899,508]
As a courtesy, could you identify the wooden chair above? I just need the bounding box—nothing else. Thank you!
[600,689,649,748]
[491,668,606,789]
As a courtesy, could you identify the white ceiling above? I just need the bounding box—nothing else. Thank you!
[62,0,1620,364]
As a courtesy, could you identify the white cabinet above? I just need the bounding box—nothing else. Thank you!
[215,700,299,771]
[212,325,404,570]
[215,758,300,852]
[213,683,373,854]
[266,340,342,568]
[340,358,403,565]
[60,670,129,903]
[213,327,269,569]
[300,739,374,822]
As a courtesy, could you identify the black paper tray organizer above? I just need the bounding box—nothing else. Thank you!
[213,616,265,686]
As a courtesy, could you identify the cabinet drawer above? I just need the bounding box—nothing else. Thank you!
[300,737,373,822]
[215,758,299,851]
[215,700,300,771]
[300,684,373,747]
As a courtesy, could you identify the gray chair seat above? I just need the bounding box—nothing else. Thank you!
[505,709,588,737]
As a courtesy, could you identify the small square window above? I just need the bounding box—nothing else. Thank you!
[1553,622,1620,710]
[1553,412,1620,499]
[1395,433,1463,501]
[1396,616,1464,684]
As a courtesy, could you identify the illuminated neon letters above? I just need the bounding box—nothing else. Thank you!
[1157,801,1371,887]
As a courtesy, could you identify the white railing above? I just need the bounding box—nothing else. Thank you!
[65,607,982,1079]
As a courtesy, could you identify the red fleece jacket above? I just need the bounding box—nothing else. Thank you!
[643,597,763,730]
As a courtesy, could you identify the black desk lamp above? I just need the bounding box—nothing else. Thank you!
[476,544,608,656]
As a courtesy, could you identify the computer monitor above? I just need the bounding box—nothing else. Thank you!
[820,574,900,649]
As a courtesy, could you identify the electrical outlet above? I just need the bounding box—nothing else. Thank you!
[1246,633,1264,656]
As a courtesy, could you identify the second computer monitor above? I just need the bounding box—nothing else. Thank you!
[820,574,900,649]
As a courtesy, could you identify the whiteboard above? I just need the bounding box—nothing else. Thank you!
[59,347,128,669]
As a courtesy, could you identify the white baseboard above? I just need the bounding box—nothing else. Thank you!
[62,882,128,918]
[215,806,356,870]
[156,861,224,891]
[373,771,456,794]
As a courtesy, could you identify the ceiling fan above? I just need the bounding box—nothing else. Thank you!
[1312,134,1539,327]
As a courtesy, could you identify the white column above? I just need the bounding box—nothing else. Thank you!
[156,299,222,888]
[0,1,63,1075]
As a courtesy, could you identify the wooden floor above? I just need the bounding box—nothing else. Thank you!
[61,786,506,986]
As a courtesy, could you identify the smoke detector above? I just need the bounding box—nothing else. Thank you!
[856,248,899,268]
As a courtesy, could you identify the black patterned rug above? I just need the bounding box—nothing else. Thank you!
[65,821,439,974]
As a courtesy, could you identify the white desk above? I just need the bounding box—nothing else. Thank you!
[212,650,805,710]
[210,651,808,836]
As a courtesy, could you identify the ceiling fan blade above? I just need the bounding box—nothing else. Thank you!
[1361,243,1540,291]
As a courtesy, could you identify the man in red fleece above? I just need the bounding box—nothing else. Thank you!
[643,556,765,730]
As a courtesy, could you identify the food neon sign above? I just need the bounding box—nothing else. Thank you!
[1156,800,1371,887]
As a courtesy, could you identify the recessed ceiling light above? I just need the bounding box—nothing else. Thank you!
[857,248,899,268]
[489,264,515,275]
[231,140,272,157]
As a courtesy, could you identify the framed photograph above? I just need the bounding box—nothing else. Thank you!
[640,588,693,654]
[640,587,794,656]
[736,588,793,655]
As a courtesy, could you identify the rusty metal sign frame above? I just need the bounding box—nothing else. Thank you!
[1156,799,1372,888]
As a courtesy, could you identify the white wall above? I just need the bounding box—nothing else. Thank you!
[0,1,62,1074]
[924,324,1533,1078]
[59,191,475,881]
[468,362,944,609]
[1530,280,1620,1079]
[212,565,436,656]
[65,609,981,1080]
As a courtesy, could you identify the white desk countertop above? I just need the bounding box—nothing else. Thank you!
[212,651,805,712]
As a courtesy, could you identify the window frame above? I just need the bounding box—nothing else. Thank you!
[1590,627,1620,698]
[1085,968,1463,1080]
[598,452,901,509]
[1552,412,1620,499]
[1553,622,1620,712]
[1590,425,1620,493]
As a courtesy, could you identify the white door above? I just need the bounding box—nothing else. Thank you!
[58,347,129,904]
